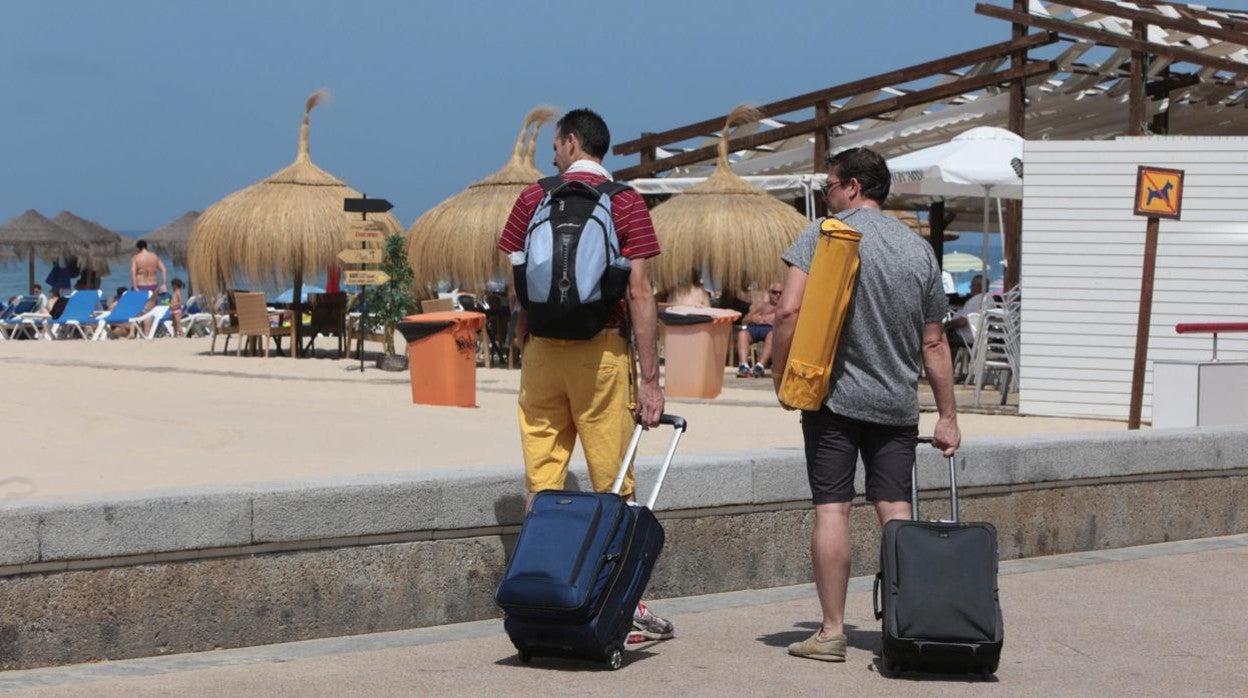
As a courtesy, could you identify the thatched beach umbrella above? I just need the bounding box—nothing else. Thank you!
[146,211,200,267]
[188,90,403,357]
[52,210,125,277]
[0,209,85,290]
[407,106,556,292]
[648,105,808,294]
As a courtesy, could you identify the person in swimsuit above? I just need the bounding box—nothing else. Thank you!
[130,239,167,300]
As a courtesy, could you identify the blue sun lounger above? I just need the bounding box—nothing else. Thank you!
[39,290,104,340]
[0,296,41,340]
[87,290,151,340]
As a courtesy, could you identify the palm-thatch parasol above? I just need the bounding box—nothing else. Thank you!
[406,106,557,292]
[648,104,809,294]
[146,211,200,267]
[51,210,126,277]
[0,209,86,290]
[188,89,404,357]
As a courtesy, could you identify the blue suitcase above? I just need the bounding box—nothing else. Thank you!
[496,415,686,670]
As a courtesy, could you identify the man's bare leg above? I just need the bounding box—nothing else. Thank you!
[874,500,910,526]
[736,329,752,367]
[759,332,774,368]
[811,501,852,638]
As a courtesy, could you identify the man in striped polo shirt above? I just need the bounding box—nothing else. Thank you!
[498,108,671,643]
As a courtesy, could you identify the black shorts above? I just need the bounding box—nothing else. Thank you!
[800,408,917,505]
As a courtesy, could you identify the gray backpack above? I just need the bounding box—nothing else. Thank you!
[512,176,633,339]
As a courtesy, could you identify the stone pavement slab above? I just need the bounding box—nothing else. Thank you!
[4,535,1245,696]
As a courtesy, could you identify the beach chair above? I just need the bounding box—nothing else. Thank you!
[302,292,347,358]
[0,296,42,340]
[88,290,152,340]
[41,290,103,340]
[420,297,454,313]
[128,304,171,340]
[232,291,290,357]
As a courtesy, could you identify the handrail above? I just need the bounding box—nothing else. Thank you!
[1174,322,1248,361]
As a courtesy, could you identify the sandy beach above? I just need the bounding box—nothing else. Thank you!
[2,336,1127,503]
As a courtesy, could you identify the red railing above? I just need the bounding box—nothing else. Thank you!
[1174,323,1248,361]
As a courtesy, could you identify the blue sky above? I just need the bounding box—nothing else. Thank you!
[3,0,1246,232]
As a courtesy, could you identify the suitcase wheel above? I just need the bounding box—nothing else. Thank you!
[517,650,532,664]
[606,646,623,671]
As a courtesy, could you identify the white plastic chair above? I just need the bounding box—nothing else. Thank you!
[969,288,1021,406]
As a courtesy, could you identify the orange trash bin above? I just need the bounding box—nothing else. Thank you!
[659,306,741,399]
[397,311,486,407]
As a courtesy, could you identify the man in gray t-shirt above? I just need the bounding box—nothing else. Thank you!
[770,147,961,663]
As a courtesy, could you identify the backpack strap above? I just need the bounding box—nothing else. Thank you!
[593,180,632,198]
[538,175,564,194]
[539,175,632,198]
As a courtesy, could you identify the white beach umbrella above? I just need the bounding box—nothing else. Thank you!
[887,126,1023,282]
[942,251,985,273]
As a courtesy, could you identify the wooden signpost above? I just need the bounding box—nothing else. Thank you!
[343,269,390,286]
[342,194,394,372]
[1128,166,1184,430]
[337,248,384,265]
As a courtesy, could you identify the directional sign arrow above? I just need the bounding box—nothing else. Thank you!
[344,270,391,286]
[337,248,384,264]
[348,221,387,242]
[343,197,394,214]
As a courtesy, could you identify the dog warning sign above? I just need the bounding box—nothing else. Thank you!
[1134,166,1184,220]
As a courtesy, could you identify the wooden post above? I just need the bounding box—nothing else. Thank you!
[291,266,302,359]
[1128,216,1160,429]
[928,200,946,267]
[1129,19,1147,136]
[639,133,656,170]
[1005,0,1027,291]
[1150,66,1171,135]
[813,102,830,219]
[27,250,35,293]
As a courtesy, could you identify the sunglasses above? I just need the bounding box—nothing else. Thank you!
[821,179,852,198]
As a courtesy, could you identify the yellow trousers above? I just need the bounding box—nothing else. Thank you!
[519,333,634,497]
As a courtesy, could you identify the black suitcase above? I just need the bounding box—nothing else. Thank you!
[496,415,686,670]
[873,437,1004,676]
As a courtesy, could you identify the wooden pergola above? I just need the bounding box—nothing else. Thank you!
[613,0,1248,290]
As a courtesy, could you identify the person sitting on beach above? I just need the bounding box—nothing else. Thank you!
[945,274,987,352]
[106,287,127,312]
[45,288,66,319]
[736,282,783,378]
[667,274,711,308]
[130,239,167,298]
[31,284,48,314]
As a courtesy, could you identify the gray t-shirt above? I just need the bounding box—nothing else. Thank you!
[782,207,947,425]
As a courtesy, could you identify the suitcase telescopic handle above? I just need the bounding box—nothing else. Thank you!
[611,413,687,510]
[914,437,959,523]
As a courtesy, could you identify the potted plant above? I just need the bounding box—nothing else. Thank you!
[361,233,418,371]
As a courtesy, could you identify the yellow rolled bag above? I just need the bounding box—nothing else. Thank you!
[777,217,863,411]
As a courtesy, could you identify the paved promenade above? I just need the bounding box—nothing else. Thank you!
[4,535,1244,696]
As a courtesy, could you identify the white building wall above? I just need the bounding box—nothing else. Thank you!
[1021,137,1248,421]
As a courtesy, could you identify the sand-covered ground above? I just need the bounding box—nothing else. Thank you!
[1,335,1126,502]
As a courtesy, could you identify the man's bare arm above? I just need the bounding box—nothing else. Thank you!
[130,256,138,289]
[920,320,961,456]
[770,265,808,396]
[627,257,664,427]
